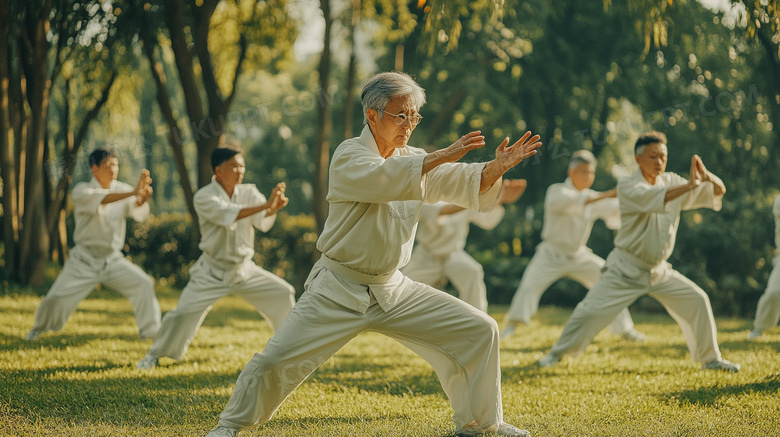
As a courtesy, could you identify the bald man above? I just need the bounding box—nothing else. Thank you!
[501,150,644,341]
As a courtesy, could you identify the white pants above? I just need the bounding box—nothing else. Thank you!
[505,243,634,334]
[549,250,722,363]
[402,247,488,312]
[148,256,295,360]
[217,280,503,432]
[31,245,161,338]
[753,255,780,332]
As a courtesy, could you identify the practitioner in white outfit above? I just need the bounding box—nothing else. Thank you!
[25,147,160,341]
[205,72,542,437]
[537,131,740,372]
[748,193,780,340]
[402,178,527,312]
[501,150,645,341]
[136,146,295,369]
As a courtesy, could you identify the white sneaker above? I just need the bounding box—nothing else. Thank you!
[748,330,763,340]
[456,421,531,436]
[24,329,42,341]
[620,328,647,342]
[136,354,159,370]
[496,422,531,436]
[702,358,740,372]
[537,353,560,368]
[205,425,237,437]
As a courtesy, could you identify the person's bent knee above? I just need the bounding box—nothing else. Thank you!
[470,311,499,337]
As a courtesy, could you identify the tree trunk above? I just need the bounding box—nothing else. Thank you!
[139,21,199,233]
[0,0,19,278]
[344,0,361,139]
[47,72,116,237]
[18,0,52,285]
[424,86,467,147]
[313,0,333,235]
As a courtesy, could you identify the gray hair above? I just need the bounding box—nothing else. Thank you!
[568,149,597,171]
[361,72,426,124]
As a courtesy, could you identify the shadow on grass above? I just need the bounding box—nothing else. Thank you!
[0,332,144,351]
[264,415,459,437]
[667,373,780,406]
[4,357,450,429]
[3,367,238,427]
[311,360,444,397]
[719,338,780,353]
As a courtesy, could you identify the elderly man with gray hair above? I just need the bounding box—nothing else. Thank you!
[205,72,541,437]
[501,149,645,341]
[537,131,740,372]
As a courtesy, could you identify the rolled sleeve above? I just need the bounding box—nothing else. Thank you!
[681,176,723,212]
[128,200,150,222]
[424,161,500,212]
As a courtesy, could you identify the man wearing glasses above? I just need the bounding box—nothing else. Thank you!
[205,72,542,437]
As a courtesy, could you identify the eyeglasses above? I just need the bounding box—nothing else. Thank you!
[382,110,423,126]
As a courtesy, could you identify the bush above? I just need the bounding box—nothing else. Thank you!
[123,212,319,294]
[124,212,200,289]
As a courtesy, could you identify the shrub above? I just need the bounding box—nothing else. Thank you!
[124,212,318,294]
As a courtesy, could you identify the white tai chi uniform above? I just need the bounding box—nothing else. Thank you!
[547,170,725,363]
[752,194,780,333]
[505,179,635,334]
[145,178,295,361]
[401,202,505,312]
[216,125,507,433]
[30,177,161,338]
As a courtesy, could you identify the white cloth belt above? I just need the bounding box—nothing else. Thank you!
[318,255,396,285]
[613,247,663,270]
[70,245,123,270]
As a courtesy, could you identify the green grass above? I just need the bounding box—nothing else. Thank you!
[2,285,780,436]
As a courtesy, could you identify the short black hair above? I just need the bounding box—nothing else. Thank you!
[211,146,242,171]
[88,147,117,167]
[634,131,668,156]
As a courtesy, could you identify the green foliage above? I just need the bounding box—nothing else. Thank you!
[124,213,200,289]
[3,292,779,436]
[254,212,319,296]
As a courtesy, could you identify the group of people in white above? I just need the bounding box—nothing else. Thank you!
[23,72,778,437]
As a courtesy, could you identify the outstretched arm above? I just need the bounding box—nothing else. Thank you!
[236,182,289,221]
[421,131,486,176]
[479,132,541,193]
[102,169,153,205]
[499,179,527,204]
[585,187,617,205]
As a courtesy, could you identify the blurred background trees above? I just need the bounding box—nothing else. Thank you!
[1,0,779,316]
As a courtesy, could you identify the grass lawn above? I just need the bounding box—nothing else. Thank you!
[2,284,779,436]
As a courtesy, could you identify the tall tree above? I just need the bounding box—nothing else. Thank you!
[131,0,297,229]
[313,0,333,234]
[0,1,130,284]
